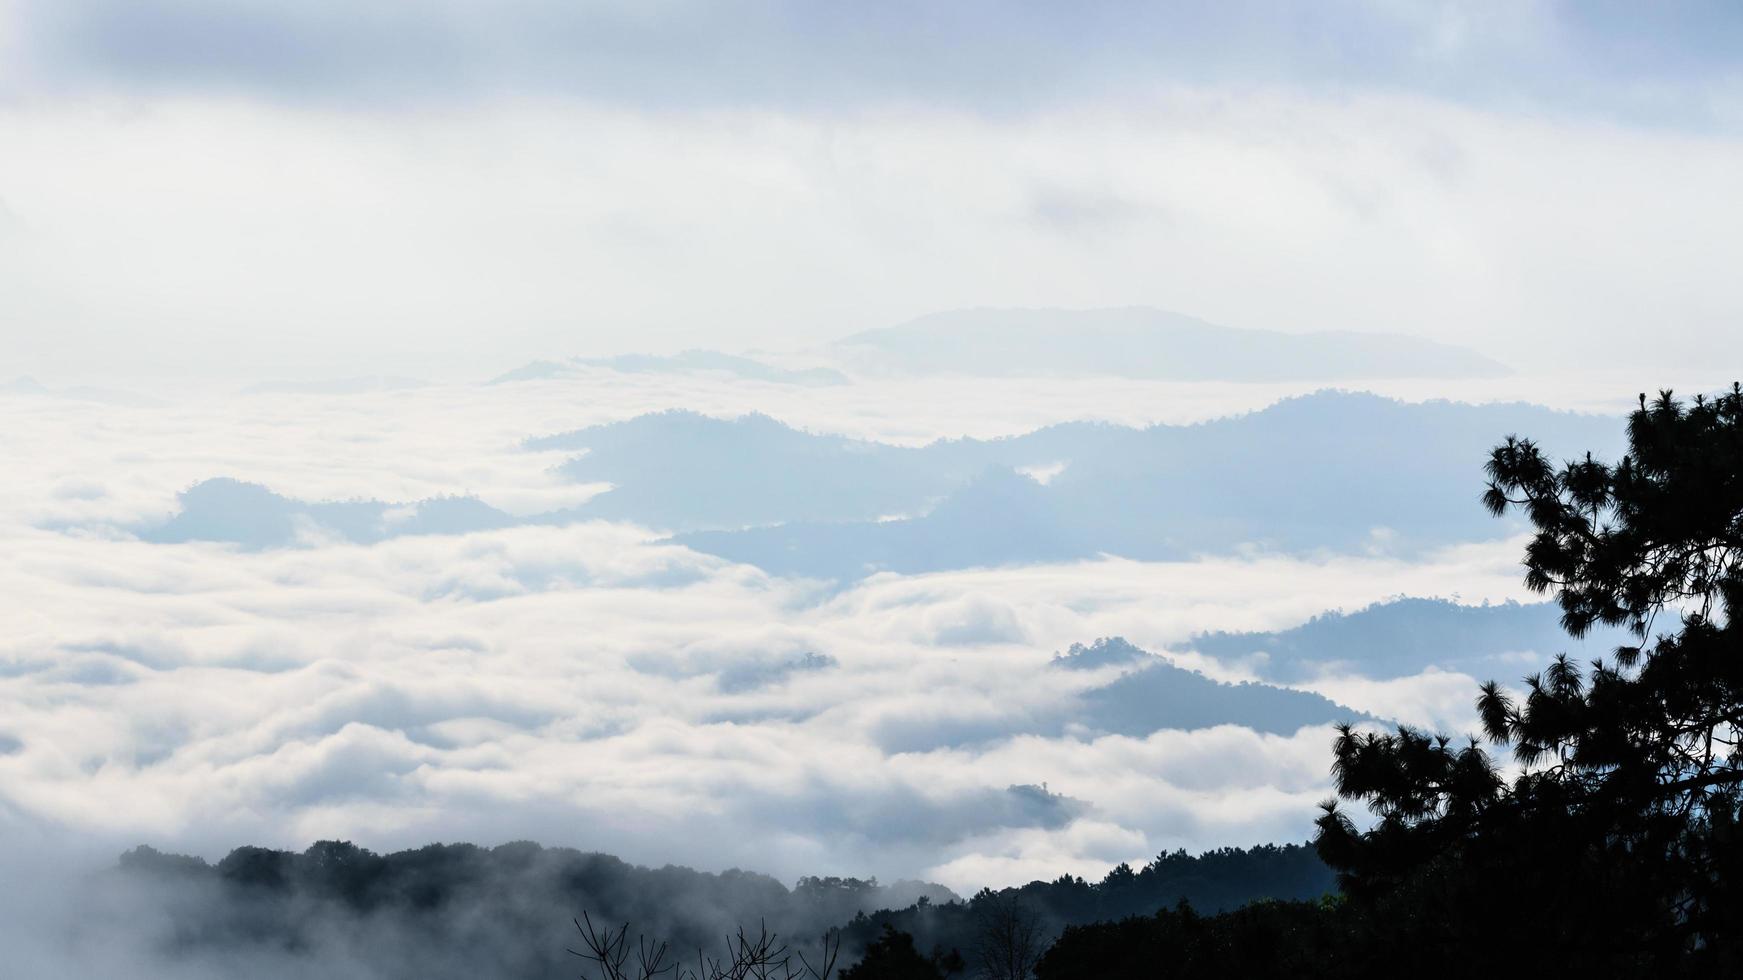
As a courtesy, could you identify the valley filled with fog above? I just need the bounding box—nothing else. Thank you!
[4,325,1666,887]
[2,311,1729,974]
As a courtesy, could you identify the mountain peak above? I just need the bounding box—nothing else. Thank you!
[835,307,1509,382]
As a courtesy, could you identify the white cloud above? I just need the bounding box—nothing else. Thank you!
[0,520,1531,887]
[0,371,1588,894]
[1298,667,1490,733]
[3,88,1743,382]
[920,593,1027,646]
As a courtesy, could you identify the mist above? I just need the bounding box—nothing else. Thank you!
[6,2,1741,976]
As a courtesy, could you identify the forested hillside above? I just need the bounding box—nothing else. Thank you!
[112,840,1329,979]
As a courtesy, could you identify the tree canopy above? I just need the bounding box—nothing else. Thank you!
[1314,387,1743,974]
[840,924,962,980]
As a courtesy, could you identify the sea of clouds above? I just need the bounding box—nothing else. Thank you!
[0,368,1680,900]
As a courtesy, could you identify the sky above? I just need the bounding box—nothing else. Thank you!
[2,0,1742,382]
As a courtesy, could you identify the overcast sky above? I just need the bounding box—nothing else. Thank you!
[3,0,1741,381]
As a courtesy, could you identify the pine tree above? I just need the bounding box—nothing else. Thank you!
[1315,387,1743,974]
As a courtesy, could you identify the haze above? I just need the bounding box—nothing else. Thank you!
[2,4,1740,977]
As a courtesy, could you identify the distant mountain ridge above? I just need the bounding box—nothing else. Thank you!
[1057,638,1375,737]
[526,391,1620,578]
[135,478,527,550]
[489,351,848,386]
[869,636,1374,755]
[112,392,1631,582]
[241,375,428,396]
[834,307,1510,381]
[1180,597,1628,682]
[117,393,1622,583]
[491,307,1506,387]
[2,375,163,407]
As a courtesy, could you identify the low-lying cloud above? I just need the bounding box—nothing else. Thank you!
[1,522,1535,890]
[0,373,1601,900]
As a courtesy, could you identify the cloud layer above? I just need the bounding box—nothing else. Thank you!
[6,86,1743,381]
[0,373,1590,895]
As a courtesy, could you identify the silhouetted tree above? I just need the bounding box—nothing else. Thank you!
[831,842,1329,964]
[572,913,842,980]
[1315,387,1743,975]
[969,889,1043,980]
[840,924,961,980]
[1036,898,1352,980]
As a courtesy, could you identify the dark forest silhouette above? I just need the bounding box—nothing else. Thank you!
[113,839,1326,979]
